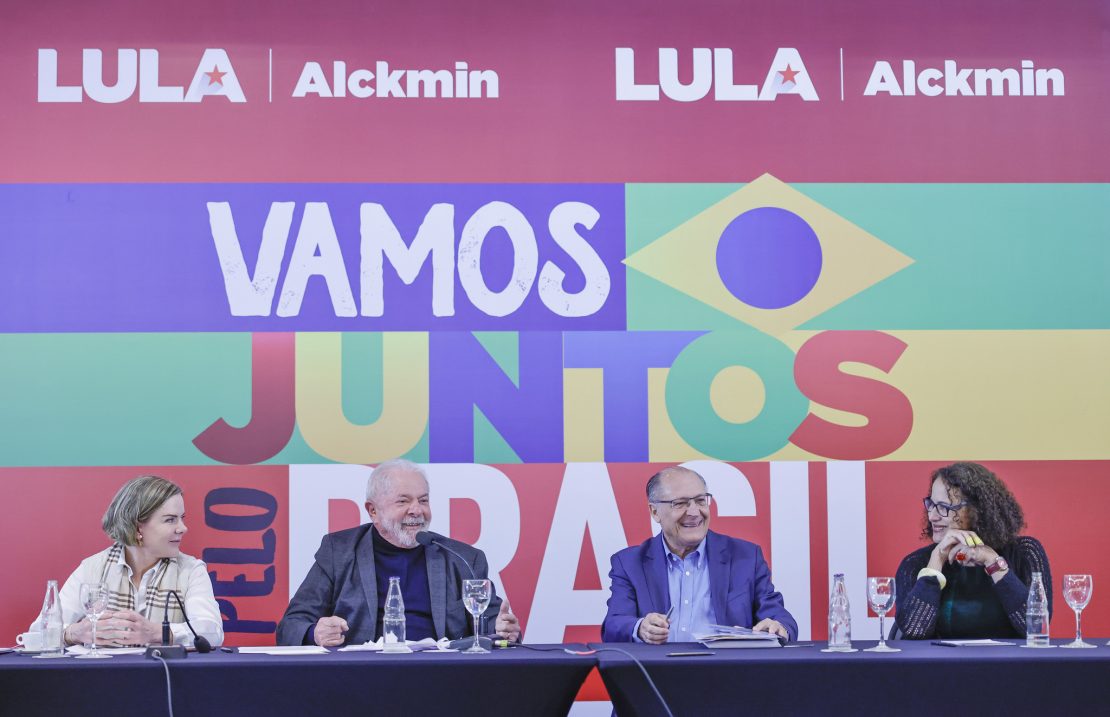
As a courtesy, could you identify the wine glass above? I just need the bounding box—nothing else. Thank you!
[462,579,491,654]
[864,577,900,653]
[75,583,111,659]
[1060,574,1094,649]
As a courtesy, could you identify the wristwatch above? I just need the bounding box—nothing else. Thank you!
[984,556,1009,576]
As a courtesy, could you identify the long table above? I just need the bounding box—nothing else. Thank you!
[595,639,1110,717]
[0,645,594,717]
[4,639,1109,716]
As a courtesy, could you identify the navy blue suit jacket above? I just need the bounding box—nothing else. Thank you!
[276,526,501,646]
[602,530,798,642]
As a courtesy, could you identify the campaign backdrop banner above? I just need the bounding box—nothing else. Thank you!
[1,1,1107,711]
[2,0,1107,183]
[0,184,625,332]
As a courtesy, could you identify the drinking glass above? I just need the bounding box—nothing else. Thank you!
[462,579,491,654]
[1060,574,1094,649]
[864,577,900,653]
[75,583,111,659]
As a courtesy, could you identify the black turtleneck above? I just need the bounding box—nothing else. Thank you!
[372,526,435,640]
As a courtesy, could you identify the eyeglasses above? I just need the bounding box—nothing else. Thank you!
[923,497,967,517]
[652,494,713,511]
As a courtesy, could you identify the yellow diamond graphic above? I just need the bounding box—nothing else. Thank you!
[624,174,914,335]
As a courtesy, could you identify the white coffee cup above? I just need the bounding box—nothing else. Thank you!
[16,631,44,651]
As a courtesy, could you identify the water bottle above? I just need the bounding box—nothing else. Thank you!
[39,580,65,657]
[1025,571,1050,647]
[382,576,409,652]
[827,573,853,651]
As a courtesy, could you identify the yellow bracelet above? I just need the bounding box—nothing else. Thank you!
[917,567,947,590]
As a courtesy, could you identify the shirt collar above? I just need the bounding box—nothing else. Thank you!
[112,546,176,578]
[660,533,708,567]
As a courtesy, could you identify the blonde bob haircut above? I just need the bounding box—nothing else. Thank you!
[101,475,183,546]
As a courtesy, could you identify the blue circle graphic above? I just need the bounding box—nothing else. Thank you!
[715,207,822,309]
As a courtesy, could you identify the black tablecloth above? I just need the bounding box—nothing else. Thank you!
[0,645,594,717]
[6,639,1109,717]
[595,639,1110,717]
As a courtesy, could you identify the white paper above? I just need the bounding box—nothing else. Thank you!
[237,645,330,655]
[65,646,146,656]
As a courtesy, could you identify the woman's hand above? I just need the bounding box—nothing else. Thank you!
[64,618,93,646]
[945,540,999,568]
[93,610,162,646]
[930,529,996,570]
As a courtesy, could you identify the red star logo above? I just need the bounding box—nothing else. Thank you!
[778,65,800,85]
[205,66,227,87]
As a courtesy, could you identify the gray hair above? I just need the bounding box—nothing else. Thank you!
[102,475,183,546]
[366,459,429,503]
[646,466,706,503]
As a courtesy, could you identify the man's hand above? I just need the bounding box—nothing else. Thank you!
[752,618,789,640]
[494,601,521,642]
[637,612,670,644]
[313,616,349,647]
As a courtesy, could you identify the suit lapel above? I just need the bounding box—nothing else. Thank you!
[426,544,447,639]
[707,531,729,625]
[642,535,669,615]
[356,529,378,637]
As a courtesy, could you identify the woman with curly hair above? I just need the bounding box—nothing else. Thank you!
[893,462,1052,639]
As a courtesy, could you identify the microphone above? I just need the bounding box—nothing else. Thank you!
[166,590,213,653]
[162,594,172,645]
[146,593,186,660]
[415,531,496,651]
[415,531,476,578]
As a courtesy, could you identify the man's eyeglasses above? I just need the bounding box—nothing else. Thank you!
[923,497,967,517]
[652,494,713,511]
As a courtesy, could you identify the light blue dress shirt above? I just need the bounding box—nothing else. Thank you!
[633,533,717,642]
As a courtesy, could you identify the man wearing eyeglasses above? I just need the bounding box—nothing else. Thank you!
[602,466,797,643]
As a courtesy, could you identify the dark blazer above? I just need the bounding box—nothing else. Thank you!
[276,526,501,646]
[602,530,798,642]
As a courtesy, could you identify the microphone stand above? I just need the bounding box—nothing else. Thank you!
[415,532,494,650]
[146,590,211,659]
[167,590,213,653]
[161,593,172,645]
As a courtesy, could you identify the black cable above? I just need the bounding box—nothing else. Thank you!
[496,641,674,717]
[149,651,175,717]
[494,642,576,652]
[586,644,674,717]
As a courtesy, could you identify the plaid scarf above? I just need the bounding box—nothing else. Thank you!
[97,543,183,647]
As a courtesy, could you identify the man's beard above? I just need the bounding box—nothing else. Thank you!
[377,514,427,548]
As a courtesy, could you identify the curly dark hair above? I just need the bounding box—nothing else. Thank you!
[920,462,1026,548]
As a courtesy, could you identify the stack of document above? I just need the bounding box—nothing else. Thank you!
[694,624,784,649]
[339,637,456,652]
